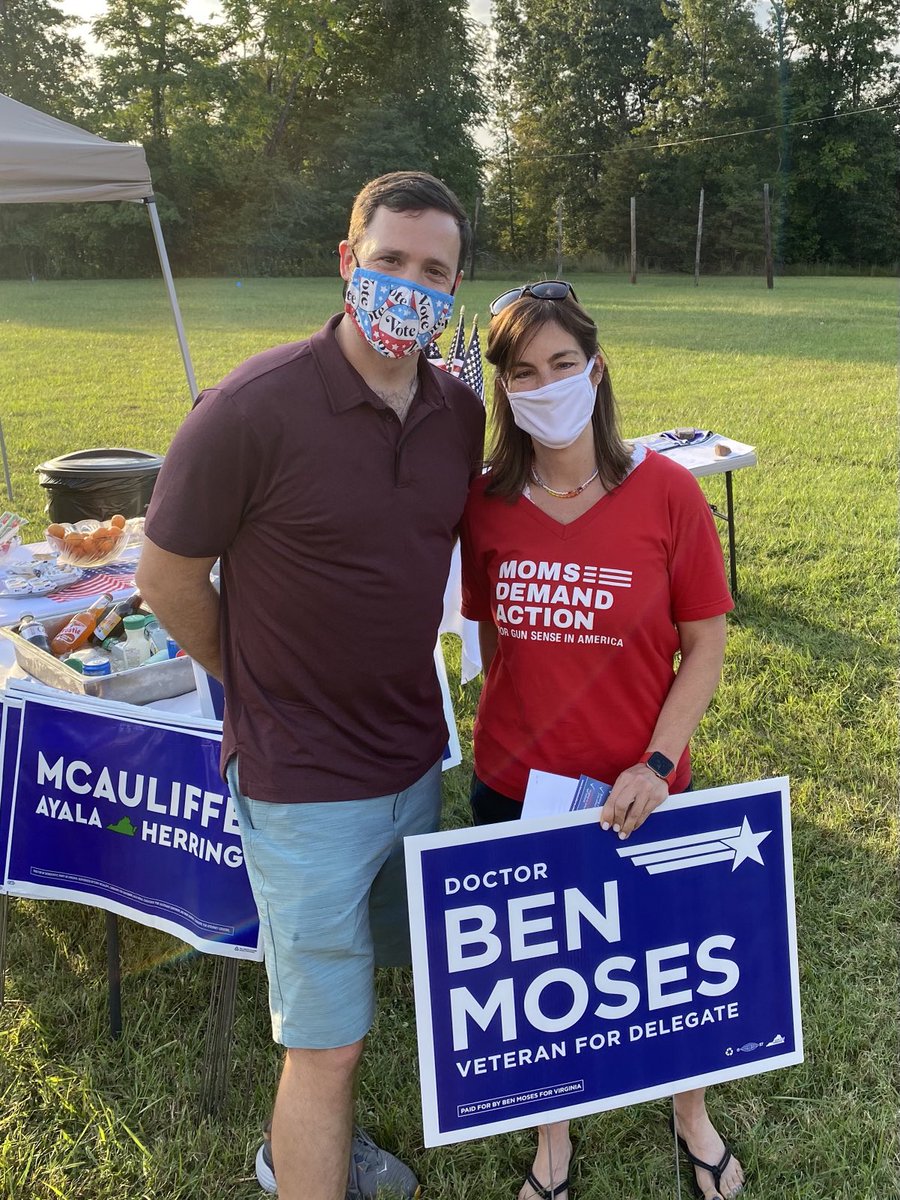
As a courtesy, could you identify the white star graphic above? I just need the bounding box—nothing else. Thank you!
[721,816,771,870]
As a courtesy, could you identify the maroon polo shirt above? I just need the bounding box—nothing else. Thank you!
[144,314,485,802]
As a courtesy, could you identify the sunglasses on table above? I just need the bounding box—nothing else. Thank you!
[489,280,580,317]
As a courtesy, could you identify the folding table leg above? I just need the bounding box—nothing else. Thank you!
[709,471,739,598]
[0,894,8,1005]
[105,911,122,1038]
[200,956,240,1113]
[725,471,738,597]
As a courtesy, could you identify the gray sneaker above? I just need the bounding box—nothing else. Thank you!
[254,1124,420,1199]
[348,1126,420,1199]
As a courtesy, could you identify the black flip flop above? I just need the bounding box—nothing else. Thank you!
[669,1114,741,1200]
[523,1167,570,1199]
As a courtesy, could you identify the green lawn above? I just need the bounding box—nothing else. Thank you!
[0,274,896,1199]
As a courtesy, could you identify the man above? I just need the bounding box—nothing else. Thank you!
[137,171,485,1200]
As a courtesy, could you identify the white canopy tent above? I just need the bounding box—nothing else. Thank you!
[0,93,198,406]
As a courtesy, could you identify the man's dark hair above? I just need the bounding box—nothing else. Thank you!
[348,171,472,276]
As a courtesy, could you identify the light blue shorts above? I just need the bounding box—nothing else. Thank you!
[226,758,442,1049]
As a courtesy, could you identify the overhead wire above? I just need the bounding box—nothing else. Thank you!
[501,99,898,162]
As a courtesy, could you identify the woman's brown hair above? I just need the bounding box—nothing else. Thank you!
[484,294,632,500]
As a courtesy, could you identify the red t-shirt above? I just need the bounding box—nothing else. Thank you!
[460,450,734,801]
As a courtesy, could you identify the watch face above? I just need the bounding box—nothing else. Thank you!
[646,751,675,779]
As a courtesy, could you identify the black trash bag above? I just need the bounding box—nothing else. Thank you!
[36,448,164,523]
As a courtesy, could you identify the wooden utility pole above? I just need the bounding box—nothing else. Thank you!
[468,194,480,281]
[694,187,704,287]
[504,125,516,255]
[630,196,637,284]
[555,196,564,278]
[763,183,774,289]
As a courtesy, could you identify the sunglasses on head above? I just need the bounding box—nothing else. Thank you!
[489,280,579,317]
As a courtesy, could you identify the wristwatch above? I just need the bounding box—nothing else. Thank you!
[640,750,676,783]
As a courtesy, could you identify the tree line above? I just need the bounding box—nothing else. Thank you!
[1,0,897,279]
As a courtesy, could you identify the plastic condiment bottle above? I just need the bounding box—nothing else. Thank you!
[50,593,114,656]
[18,614,53,655]
[109,614,151,671]
[143,618,171,657]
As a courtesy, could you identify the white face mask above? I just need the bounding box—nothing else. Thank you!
[504,357,598,449]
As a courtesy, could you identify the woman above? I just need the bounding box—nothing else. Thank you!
[459,282,744,1200]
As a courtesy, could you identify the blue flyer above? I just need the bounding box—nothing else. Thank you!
[570,774,611,810]
[405,778,801,1145]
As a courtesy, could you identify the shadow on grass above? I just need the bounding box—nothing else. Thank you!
[1,898,278,1197]
[729,591,888,668]
[2,897,215,1040]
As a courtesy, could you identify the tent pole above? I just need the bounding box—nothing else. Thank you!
[144,197,198,402]
[0,416,14,501]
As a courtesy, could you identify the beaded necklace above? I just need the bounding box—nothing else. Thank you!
[530,463,599,500]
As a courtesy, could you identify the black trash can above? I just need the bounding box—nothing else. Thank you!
[36,448,165,523]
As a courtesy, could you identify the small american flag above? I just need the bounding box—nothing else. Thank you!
[48,562,136,602]
[447,306,466,376]
[459,317,485,402]
[422,337,447,370]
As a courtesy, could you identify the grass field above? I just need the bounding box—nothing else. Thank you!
[0,274,896,1199]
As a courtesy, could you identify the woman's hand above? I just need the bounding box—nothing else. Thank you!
[596,614,727,839]
[599,763,670,839]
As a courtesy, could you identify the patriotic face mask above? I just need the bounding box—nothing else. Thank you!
[344,266,455,359]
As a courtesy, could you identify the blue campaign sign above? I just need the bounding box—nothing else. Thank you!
[1,693,262,959]
[405,778,801,1146]
[0,698,21,885]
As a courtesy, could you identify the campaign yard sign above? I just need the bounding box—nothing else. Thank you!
[406,778,801,1145]
[0,691,262,959]
[0,698,20,864]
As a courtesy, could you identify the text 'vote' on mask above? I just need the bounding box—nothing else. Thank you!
[344,266,455,360]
